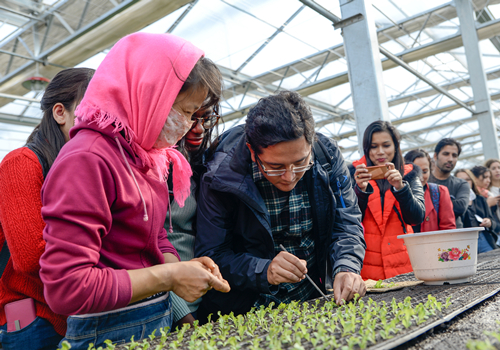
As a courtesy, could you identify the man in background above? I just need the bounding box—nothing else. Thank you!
[428,138,470,228]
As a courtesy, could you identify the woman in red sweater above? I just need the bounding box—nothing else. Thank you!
[0,68,94,350]
[404,149,456,232]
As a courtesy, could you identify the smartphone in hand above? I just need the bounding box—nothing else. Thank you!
[365,165,389,180]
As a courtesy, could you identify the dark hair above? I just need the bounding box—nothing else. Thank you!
[404,148,431,167]
[485,158,500,169]
[363,120,404,174]
[455,168,478,195]
[363,121,404,194]
[245,90,315,155]
[434,138,462,156]
[175,57,223,166]
[471,165,489,180]
[179,56,222,112]
[26,68,94,173]
[177,104,222,166]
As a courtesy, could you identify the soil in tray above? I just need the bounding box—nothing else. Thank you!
[396,292,500,350]
[110,254,500,350]
[112,294,454,350]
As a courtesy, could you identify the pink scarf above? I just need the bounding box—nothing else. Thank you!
[75,32,203,207]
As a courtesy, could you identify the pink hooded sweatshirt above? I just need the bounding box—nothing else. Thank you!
[39,33,203,316]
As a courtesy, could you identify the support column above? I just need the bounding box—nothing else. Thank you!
[339,0,390,154]
[455,0,500,160]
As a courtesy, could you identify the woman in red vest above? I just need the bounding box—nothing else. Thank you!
[404,148,456,233]
[351,121,425,281]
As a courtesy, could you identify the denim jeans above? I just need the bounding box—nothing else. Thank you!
[0,316,63,350]
[478,232,494,253]
[61,293,172,350]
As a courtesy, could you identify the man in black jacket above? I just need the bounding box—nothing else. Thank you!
[195,91,366,318]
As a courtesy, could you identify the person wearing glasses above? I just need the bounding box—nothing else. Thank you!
[38,33,230,349]
[166,106,221,326]
[194,90,366,320]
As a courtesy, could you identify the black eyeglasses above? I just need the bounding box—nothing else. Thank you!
[191,114,220,130]
[256,152,314,176]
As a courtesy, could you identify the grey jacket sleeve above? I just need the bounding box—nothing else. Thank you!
[452,180,471,218]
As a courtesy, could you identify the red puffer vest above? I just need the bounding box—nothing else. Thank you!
[353,157,413,281]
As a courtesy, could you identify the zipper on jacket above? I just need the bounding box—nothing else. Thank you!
[336,179,346,208]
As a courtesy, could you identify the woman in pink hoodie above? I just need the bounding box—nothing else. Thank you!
[39,33,230,349]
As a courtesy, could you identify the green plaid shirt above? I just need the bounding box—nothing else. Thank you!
[252,162,317,307]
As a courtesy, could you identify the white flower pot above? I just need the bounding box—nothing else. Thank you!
[397,227,483,285]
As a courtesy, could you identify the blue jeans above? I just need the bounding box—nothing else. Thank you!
[61,293,172,350]
[478,232,494,253]
[0,317,63,350]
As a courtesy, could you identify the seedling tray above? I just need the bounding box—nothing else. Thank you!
[365,251,500,349]
[114,250,500,350]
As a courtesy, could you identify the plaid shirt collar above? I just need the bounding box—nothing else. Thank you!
[252,161,265,183]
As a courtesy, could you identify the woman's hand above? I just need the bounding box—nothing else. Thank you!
[354,164,371,192]
[487,195,500,207]
[385,163,404,191]
[127,257,230,305]
[168,259,230,302]
[480,218,492,228]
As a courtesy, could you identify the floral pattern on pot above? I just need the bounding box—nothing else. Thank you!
[437,246,471,262]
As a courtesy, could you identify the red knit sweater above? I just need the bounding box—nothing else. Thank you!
[0,147,66,336]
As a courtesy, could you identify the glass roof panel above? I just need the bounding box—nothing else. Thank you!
[0,0,497,168]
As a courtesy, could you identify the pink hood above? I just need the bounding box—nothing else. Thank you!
[74,32,203,207]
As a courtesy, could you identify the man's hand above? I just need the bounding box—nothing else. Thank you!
[333,272,366,305]
[267,251,307,285]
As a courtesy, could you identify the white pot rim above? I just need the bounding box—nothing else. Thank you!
[397,227,484,240]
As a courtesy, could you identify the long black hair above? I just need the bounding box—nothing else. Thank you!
[26,68,94,175]
[362,120,404,194]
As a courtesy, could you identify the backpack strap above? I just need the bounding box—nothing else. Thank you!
[312,141,332,176]
[393,205,407,234]
[312,140,348,208]
[428,183,440,224]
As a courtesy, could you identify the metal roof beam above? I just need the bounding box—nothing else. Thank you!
[223,17,500,122]
[0,0,193,108]
[222,0,499,99]
[388,66,500,108]
[334,91,500,139]
[217,65,348,120]
[0,111,39,127]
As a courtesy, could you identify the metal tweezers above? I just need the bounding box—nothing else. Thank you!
[279,244,329,300]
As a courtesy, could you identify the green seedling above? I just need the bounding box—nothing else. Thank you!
[445,296,452,309]
[148,329,156,342]
[58,341,72,350]
[373,280,396,288]
[125,336,139,350]
[104,340,116,350]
